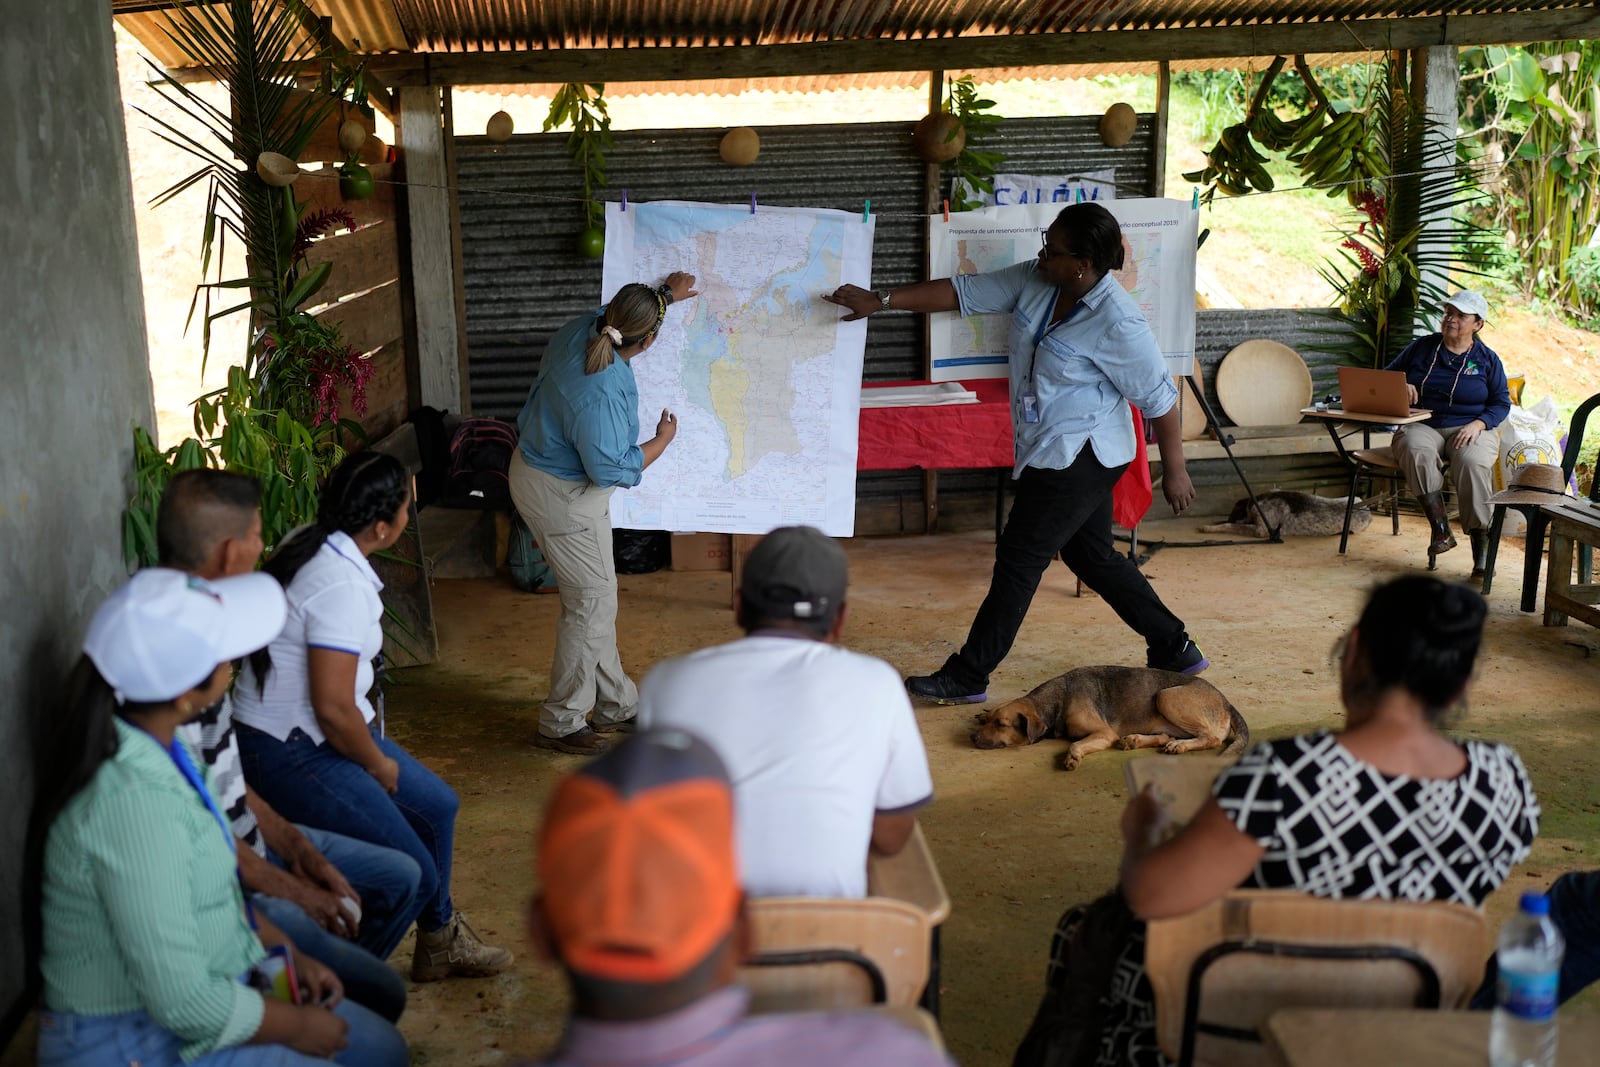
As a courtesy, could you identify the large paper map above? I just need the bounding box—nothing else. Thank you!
[601,200,873,536]
[928,199,1197,381]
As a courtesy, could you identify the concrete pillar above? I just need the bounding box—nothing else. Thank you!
[398,85,465,412]
[1414,45,1461,324]
[1,0,156,1035]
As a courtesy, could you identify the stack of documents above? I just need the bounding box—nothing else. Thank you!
[860,383,980,408]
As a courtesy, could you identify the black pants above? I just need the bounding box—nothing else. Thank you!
[940,452,1190,689]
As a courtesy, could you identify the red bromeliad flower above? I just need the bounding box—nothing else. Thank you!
[307,345,375,426]
[1341,238,1383,278]
[292,207,358,262]
[1354,189,1387,226]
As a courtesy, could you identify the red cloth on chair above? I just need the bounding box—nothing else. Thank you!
[858,380,1154,529]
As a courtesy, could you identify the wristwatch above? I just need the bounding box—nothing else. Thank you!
[657,283,674,306]
[875,289,893,311]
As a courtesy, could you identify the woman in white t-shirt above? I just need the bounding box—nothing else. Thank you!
[232,452,512,983]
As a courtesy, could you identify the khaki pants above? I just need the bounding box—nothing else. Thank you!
[1392,422,1500,532]
[508,454,638,738]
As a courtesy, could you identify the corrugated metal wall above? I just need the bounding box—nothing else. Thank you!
[456,113,1156,416]
[455,115,1351,528]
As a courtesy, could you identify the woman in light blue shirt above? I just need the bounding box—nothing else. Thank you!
[26,568,407,1066]
[825,203,1207,706]
[510,272,697,755]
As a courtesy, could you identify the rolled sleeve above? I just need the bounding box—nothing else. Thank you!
[951,262,1033,318]
[570,396,644,488]
[1099,318,1178,418]
[86,790,265,1057]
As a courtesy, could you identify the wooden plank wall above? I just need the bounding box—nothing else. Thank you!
[292,99,411,444]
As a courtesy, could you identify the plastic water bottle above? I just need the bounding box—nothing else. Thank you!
[1490,891,1565,1067]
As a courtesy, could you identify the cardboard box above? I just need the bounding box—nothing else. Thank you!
[671,532,732,572]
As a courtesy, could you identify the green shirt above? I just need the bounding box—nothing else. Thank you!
[41,718,267,1061]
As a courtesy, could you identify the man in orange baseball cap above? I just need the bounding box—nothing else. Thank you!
[525,729,952,1065]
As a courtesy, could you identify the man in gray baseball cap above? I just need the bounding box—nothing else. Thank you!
[638,526,933,898]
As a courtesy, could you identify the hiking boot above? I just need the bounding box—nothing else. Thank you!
[590,716,637,735]
[906,673,987,705]
[534,726,612,755]
[411,910,514,982]
[1149,640,1210,675]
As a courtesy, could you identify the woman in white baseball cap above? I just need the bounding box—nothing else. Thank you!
[1385,289,1512,575]
[24,568,408,1066]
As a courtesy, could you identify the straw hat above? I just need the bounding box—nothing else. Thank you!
[1487,463,1570,507]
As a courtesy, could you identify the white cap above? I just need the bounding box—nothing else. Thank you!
[1444,290,1489,320]
[83,569,288,703]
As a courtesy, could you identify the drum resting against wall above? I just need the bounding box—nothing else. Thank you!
[1214,339,1313,427]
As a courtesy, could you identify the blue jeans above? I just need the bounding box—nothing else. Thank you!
[238,722,458,931]
[274,825,424,959]
[250,895,406,1023]
[1472,869,1600,1009]
[37,1004,406,1067]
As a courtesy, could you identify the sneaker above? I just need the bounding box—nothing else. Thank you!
[590,716,637,735]
[906,673,987,705]
[534,726,613,755]
[411,910,514,982]
[1149,640,1210,675]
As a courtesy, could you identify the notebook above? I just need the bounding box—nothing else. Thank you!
[1337,366,1423,419]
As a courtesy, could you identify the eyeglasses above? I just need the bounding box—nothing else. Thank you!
[1441,309,1478,323]
[1038,231,1086,262]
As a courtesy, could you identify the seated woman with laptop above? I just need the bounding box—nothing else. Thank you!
[1383,289,1512,575]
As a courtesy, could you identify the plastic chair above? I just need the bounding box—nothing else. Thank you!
[740,896,932,1012]
[1144,890,1490,1067]
[1481,390,1600,611]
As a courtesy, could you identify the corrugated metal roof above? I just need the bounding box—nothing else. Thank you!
[385,0,1579,51]
[117,0,1586,68]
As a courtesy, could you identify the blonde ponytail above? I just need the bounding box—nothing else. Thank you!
[584,283,669,375]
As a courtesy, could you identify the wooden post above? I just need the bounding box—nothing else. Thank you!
[440,87,472,414]
[1151,60,1172,198]
[397,85,465,413]
[923,71,944,535]
[1413,45,1460,306]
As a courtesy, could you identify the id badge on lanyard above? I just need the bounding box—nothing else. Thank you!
[1021,313,1053,424]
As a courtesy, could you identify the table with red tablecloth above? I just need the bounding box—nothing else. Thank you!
[858,379,1154,531]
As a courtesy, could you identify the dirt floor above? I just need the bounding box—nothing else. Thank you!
[379,513,1600,1066]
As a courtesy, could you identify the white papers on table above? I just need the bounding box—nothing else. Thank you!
[859,383,980,408]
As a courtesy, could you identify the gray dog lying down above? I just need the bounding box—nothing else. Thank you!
[970,666,1250,771]
[1200,490,1371,538]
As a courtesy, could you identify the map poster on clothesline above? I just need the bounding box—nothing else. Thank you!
[927,198,1198,382]
[601,199,874,537]
[953,169,1119,208]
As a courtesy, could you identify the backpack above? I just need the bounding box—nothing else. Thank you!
[1011,890,1138,1067]
[508,515,558,593]
[445,417,519,509]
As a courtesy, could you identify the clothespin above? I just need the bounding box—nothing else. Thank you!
[862,199,871,223]
[1191,187,1199,210]
[750,191,757,215]
[621,189,628,212]
[942,199,950,222]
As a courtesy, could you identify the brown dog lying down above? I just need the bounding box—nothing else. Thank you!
[970,666,1249,771]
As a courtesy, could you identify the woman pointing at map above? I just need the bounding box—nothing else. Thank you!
[511,271,698,754]
[822,202,1209,705]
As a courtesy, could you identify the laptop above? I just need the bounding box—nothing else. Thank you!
[1337,367,1423,419]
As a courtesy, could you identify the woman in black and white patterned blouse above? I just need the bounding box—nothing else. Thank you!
[1096,575,1540,1067]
